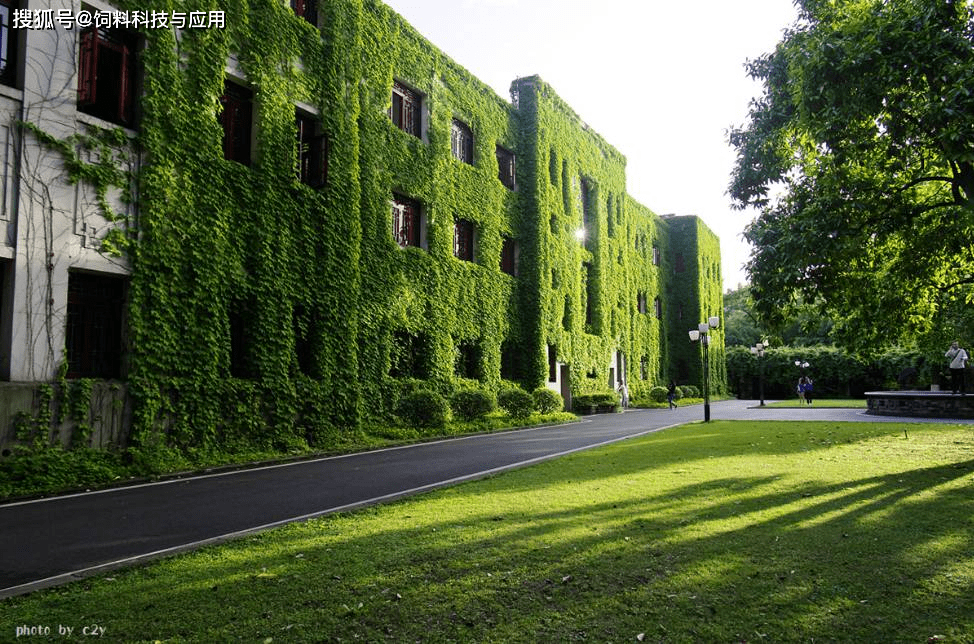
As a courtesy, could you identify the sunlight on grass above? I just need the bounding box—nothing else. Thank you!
[6,420,974,642]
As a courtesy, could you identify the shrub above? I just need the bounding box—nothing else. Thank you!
[497,387,534,419]
[396,390,449,429]
[451,389,496,421]
[532,387,564,414]
[649,386,668,403]
[573,392,621,413]
[682,385,700,398]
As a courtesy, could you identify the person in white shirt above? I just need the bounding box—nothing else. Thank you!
[945,341,969,395]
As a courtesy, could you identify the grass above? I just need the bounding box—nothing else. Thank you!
[5,419,974,642]
[0,411,578,501]
[763,398,868,409]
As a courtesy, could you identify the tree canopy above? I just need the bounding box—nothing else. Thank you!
[729,0,974,351]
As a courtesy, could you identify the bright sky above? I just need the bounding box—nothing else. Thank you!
[382,0,799,292]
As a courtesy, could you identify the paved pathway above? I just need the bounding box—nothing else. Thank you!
[2,399,971,598]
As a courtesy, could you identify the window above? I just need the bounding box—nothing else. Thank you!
[220,82,253,165]
[675,253,686,273]
[496,145,515,190]
[580,177,592,227]
[78,25,137,126]
[500,237,517,276]
[390,80,421,137]
[654,296,662,320]
[65,272,126,379]
[229,298,256,378]
[392,193,422,249]
[0,0,17,86]
[453,218,474,261]
[640,356,648,381]
[637,291,647,314]
[455,341,479,379]
[652,244,660,266]
[584,262,595,329]
[390,331,429,379]
[451,118,473,165]
[501,343,520,381]
[548,344,557,382]
[290,0,317,25]
[296,111,327,188]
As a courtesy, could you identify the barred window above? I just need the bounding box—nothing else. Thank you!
[390,80,421,137]
[66,272,126,379]
[296,111,327,188]
[454,219,474,261]
[496,145,515,190]
[451,118,473,165]
[392,194,422,248]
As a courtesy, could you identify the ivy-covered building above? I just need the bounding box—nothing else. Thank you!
[0,0,724,450]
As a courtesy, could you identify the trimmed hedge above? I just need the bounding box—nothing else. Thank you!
[531,388,564,414]
[498,388,535,419]
[396,390,450,429]
[450,389,496,421]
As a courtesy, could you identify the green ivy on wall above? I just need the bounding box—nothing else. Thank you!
[22,0,725,463]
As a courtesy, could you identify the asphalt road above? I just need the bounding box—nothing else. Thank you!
[2,399,969,598]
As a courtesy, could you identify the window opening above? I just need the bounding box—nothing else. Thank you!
[453,219,474,261]
[66,272,126,379]
[78,24,137,126]
[0,0,17,86]
[496,145,515,189]
[392,193,422,248]
[451,118,473,165]
[290,0,317,25]
[296,111,328,188]
[220,82,253,165]
[390,80,421,137]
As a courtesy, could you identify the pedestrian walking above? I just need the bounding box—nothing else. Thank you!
[945,341,969,395]
[667,380,677,410]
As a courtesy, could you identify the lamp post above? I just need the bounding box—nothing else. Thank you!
[689,315,720,422]
[750,341,768,406]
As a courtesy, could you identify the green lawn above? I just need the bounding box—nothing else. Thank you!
[762,398,868,409]
[5,420,974,642]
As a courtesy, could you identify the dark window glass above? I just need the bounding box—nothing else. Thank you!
[451,118,473,165]
[0,0,17,87]
[392,194,421,248]
[501,237,517,276]
[296,111,327,188]
[454,219,474,261]
[220,82,253,165]
[390,81,421,137]
[66,272,125,379]
[290,0,317,25]
[78,25,137,126]
[496,145,515,190]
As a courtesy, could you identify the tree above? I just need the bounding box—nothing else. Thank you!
[723,285,833,348]
[729,0,974,351]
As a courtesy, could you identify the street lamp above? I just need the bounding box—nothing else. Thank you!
[689,315,720,422]
[750,341,768,406]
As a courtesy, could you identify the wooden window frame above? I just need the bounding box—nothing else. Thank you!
[290,0,317,25]
[220,82,253,165]
[453,218,474,262]
[392,193,422,249]
[296,111,328,188]
[78,25,136,126]
[496,144,515,190]
[390,80,421,138]
[451,118,473,165]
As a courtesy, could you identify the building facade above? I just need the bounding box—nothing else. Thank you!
[0,0,724,450]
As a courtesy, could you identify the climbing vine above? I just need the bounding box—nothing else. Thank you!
[8,0,725,466]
